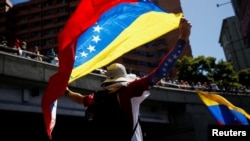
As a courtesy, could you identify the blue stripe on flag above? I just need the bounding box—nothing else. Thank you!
[74,2,163,68]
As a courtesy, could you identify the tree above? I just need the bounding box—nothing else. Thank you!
[238,69,250,87]
[176,55,216,83]
[175,56,195,81]
[175,55,238,87]
[210,59,238,87]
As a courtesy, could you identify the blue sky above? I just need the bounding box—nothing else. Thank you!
[11,0,234,61]
[180,0,235,61]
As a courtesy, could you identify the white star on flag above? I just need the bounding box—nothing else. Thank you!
[93,25,103,33]
[92,35,101,43]
[80,51,88,57]
[87,45,96,52]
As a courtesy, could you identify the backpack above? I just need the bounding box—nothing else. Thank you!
[84,89,136,141]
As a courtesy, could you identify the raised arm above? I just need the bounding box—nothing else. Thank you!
[64,87,94,107]
[147,17,192,86]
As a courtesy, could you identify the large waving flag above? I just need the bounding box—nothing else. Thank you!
[69,2,183,82]
[41,0,183,139]
[197,90,250,125]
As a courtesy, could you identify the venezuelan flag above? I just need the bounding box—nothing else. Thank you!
[197,90,250,125]
[41,0,182,139]
[69,2,182,83]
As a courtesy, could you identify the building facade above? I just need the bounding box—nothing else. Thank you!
[219,0,250,71]
[231,0,250,43]
[0,0,13,43]
[0,0,192,77]
[219,16,250,71]
[4,0,79,51]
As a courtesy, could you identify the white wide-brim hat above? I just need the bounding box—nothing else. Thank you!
[101,63,137,86]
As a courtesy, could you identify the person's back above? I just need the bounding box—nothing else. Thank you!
[84,89,132,141]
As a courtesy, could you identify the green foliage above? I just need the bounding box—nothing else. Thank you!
[214,60,238,86]
[175,55,240,87]
[238,69,250,87]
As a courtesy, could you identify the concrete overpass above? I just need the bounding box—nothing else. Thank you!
[1,51,250,141]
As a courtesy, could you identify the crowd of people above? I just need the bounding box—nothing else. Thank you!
[0,37,58,65]
[93,68,250,95]
[158,77,250,95]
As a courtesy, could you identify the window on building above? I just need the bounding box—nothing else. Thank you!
[44,38,55,45]
[33,3,41,9]
[30,13,41,20]
[43,29,54,36]
[18,24,28,31]
[57,16,67,23]
[30,31,41,38]
[57,7,67,13]
[43,1,53,7]
[43,10,54,17]
[43,19,54,26]
[57,0,66,4]
[30,22,41,28]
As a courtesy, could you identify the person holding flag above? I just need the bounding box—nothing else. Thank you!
[41,0,191,140]
[64,17,192,141]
